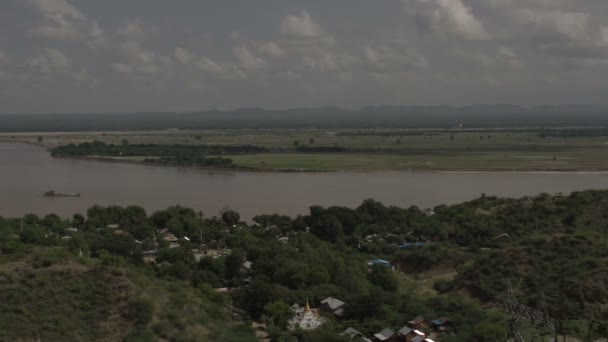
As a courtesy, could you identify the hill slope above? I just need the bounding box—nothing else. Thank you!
[0,249,256,342]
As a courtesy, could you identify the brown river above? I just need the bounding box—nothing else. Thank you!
[1,143,607,219]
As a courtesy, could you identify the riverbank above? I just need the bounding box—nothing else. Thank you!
[52,153,608,173]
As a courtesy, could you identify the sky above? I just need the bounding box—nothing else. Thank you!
[1,0,608,113]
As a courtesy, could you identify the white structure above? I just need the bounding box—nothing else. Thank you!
[289,301,326,330]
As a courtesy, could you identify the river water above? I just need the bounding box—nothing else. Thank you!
[1,143,607,219]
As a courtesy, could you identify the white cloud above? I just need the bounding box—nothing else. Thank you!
[25,0,104,43]
[363,45,427,71]
[28,48,70,73]
[111,63,133,74]
[27,0,83,20]
[174,47,195,65]
[116,19,147,40]
[233,46,266,71]
[196,57,244,79]
[0,51,8,65]
[602,26,608,45]
[497,47,523,68]
[281,11,323,38]
[256,41,287,58]
[515,8,591,41]
[403,0,491,40]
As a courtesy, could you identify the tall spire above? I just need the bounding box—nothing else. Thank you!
[305,298,311,312]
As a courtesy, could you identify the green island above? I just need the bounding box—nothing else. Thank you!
[6,126,608,171]
[1,190,608,341]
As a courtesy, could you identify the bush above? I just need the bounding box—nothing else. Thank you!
[123,297,155,325]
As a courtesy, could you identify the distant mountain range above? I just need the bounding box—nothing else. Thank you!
[1,105,607,131]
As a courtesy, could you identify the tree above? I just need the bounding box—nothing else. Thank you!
[293,140,300,147]
[37,136,43,143]
[225,250,245,285]
[222,210,240,227]
[369,265,397,291]
[122,138,129,146]
[263,301,293,329]
[309,137,315,144]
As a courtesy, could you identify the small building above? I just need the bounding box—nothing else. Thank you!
[423,209,435,216]
[398,242,427,249]
[431,317,452,332]
[367,259,394,270]
[407,316,428,330]
[320,297,345,317]
[398,326,412,337]
[142,250,158,264]
[373,328,395,342]
[107,224,120,229]
[342,327,363,339]
[66,227,78,233]
[277,236,289,244]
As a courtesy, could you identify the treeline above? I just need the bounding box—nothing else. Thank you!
[3,105,608,131]
[539,128,608,138]
[296,145,346,153]
[51,141,267,156]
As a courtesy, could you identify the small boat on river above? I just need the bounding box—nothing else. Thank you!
[43,190,80,197]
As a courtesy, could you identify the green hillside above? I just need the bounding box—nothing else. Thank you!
[0,248,256,342]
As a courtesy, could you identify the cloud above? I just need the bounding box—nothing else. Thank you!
[28,48,71,73]
[403,0,491,40]
[281,11,323,38]
[25,0,103,43]
[27,0,83,20]
[196,57,244,79]
[363,45,428,72]
[256,41,287,58]
[174,47,195,65]
[116,19,147,40]
[233,46,266,71]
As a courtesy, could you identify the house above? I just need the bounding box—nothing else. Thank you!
[277,236,289,244]
[107,224,120,229]
[367,259,394,270]
[423,209,435,216]
[409,330,425,342]
[398,326,425,342]
[66,227,78,233]
[320,297,345,317]
[399,242,427,249]
[342,327,368,340]
[407,316,428,329]
[373,328,395,342]
[411,336,425,342]
[142,250,158,264]
[431,317,452,332]
[398,326,412,337]
[163,233,179,243]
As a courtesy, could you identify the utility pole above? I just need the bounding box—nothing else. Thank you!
[501,280,556,342]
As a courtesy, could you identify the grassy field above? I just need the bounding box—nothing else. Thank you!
[4,129,608,171]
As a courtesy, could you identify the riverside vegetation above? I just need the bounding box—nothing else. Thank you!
[1,191,608,341]
[28,126,608,171]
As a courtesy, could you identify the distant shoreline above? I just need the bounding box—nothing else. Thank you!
[51,153,608,174]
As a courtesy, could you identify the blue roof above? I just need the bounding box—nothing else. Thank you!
[399,242,427,249]
[370,259,390,265]
[432,320,442,325]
